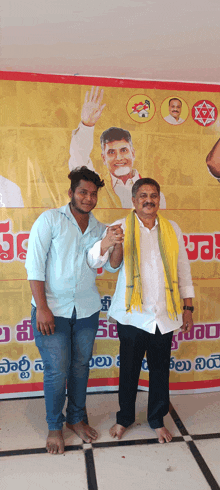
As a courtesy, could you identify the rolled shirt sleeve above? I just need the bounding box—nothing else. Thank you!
[25,212,53,281]
[171,221,195,299]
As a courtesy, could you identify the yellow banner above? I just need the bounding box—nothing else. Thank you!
[1,73,220,397]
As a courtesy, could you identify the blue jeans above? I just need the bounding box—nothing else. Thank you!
[31,306,99,430]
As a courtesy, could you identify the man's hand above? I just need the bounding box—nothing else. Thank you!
[81,86,106,127]
[36,307,55,335]
[101,225,124,256]
[181,310,193,333]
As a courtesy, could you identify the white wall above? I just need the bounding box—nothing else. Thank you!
[1,0,220,82]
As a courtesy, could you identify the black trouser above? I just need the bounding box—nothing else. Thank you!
[116,322,173,429]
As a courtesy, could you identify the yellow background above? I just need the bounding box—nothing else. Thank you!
[0,77,220,396]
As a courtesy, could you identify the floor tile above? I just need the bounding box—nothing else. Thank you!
[1,451,87,490]
[170,392,220,435]
[0,398,82,451]
[93,442,211,490]
[195,439,220,485]
[86,391,181,443]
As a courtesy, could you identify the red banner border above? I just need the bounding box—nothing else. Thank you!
[1,71,220,93]
[1,377,220,395]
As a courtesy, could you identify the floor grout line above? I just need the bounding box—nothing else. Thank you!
[1,399,220,490]
[84,447,98,490]
[187,440,220,490]
[2,432,220,457]
[169,402,189,435]
[0,444,83,457]
[169,402,220,489]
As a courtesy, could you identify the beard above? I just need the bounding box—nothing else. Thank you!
[113,166,131,177]
[70,196,94,215]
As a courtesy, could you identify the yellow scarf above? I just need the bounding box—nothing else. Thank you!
[124,210,181,319]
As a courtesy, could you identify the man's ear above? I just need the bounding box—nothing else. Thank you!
[101,153,107,166]
[68,188,72,199]
[131,147,135,160]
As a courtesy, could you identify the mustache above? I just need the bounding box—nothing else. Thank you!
[143,202,155,208]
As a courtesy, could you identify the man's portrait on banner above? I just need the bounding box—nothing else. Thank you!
[161,97,188,126]
[69,87,166,209]
[0,175,24,208]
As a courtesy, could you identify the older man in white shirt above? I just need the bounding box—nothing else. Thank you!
[88,177,194,444]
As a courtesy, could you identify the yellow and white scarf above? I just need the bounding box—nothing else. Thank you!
[124,210,181,320]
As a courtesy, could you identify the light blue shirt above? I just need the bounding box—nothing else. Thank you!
[25,204,106,318]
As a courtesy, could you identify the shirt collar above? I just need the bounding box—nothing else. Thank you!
[135,213,158,230]
[111,168,139,188]
[58,203,97,232]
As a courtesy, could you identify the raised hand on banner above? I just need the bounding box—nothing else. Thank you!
[81,86,106,127]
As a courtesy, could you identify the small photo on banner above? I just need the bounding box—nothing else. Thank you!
[161,96,189,125]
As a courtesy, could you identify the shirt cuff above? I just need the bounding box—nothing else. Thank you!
[26,270,46,281]
[179,286,195,299]
[87,240,110,268]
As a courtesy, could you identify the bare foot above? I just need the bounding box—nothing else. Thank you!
[46,430,64,454]
[155,426,172,444]
[66,420,98,443]
[109,423,127,440]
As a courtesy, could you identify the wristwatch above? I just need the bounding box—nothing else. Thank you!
[183,305,194,313]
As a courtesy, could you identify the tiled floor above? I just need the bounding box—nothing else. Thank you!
[1,391,220,490]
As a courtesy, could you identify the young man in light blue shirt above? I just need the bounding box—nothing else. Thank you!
[25,166,121,454]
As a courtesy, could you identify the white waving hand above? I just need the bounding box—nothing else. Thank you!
[81,86,106,127]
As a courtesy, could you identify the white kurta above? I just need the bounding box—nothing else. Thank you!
[88,216,194,334]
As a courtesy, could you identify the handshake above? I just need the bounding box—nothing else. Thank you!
[101,224,124,256]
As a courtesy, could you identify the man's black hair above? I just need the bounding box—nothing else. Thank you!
[169,98,182,106]
[132,178,160,198]
[100,127,133,152]
[68,166,105,193]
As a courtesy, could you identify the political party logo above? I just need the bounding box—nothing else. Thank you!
[192,100,218,127]
[126,94,155,123]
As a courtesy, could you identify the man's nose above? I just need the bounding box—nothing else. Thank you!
[85,194,92,202]
[116,151,123,161]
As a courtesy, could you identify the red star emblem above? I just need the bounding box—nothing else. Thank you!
[192,100,217,127]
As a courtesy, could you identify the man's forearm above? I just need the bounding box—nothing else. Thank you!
[29,280,48,309]
[183,298,193,307]
[110,244,123,269]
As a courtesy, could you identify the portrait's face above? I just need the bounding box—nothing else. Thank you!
[169,100,182,120]
[68,180,98,214]
[101,139,135,177]
[132,184,160,222]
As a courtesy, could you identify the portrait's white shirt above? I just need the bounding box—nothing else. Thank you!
[164,114,185,125]
[0,175,24,208]
[88,216,194,335]
[69,123,166,209]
